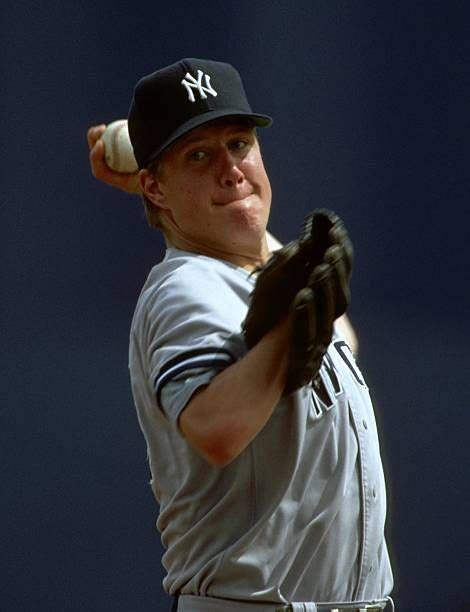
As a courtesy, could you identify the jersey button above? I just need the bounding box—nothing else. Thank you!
[372,486,377,499]
[362,419,368,430]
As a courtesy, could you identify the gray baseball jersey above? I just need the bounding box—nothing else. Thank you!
[129,247,393,606]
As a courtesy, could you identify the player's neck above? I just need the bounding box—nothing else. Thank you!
[166,233,270,271]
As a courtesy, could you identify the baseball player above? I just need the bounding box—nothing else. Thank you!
[87,59,394,612]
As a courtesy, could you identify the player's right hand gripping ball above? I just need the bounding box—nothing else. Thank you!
[243,209,353,394]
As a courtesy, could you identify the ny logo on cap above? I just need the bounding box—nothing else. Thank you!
[181,70,218,103]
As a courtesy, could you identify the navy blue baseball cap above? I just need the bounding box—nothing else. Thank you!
[128,58,272,168]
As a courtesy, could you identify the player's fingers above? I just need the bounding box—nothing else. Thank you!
[89,138,108,178]
[87,124,106,150]
[89,139,141,193]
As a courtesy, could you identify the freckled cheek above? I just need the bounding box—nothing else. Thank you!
[242,157,270,193]
[172,188,210,225]
[180,177,211,202]
[241,156,259,175]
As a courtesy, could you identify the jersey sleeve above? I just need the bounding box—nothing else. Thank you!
[139,261,248,424]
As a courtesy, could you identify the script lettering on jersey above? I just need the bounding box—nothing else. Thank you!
[181,70,218,103]
[308,341,366,418]
[334,340,366,386]
[309,353,343,417]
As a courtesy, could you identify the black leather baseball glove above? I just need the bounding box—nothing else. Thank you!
[242,209,353,393]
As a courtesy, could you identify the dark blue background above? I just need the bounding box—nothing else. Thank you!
[2,2,469,610]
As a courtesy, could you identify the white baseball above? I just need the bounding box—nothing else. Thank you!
[101,119,138,173]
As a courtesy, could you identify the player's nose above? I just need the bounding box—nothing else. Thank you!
[217,149,245,188]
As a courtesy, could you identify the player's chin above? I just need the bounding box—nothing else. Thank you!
[229,198,269,232]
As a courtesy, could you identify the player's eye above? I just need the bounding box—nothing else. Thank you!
[229,139,249,152]
[188,150,208,161]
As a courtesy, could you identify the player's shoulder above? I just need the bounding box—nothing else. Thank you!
[144,248,247,293]
[135,248,253,316]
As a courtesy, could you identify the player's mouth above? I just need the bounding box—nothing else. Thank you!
[213,190,255,206]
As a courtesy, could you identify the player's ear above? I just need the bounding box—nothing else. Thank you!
[139,169,170,210]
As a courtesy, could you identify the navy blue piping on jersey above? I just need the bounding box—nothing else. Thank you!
[155,347,236,407]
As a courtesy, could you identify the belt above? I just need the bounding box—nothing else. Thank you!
[177,595,393,612]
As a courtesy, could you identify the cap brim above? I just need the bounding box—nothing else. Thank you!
[145,109,272,166]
